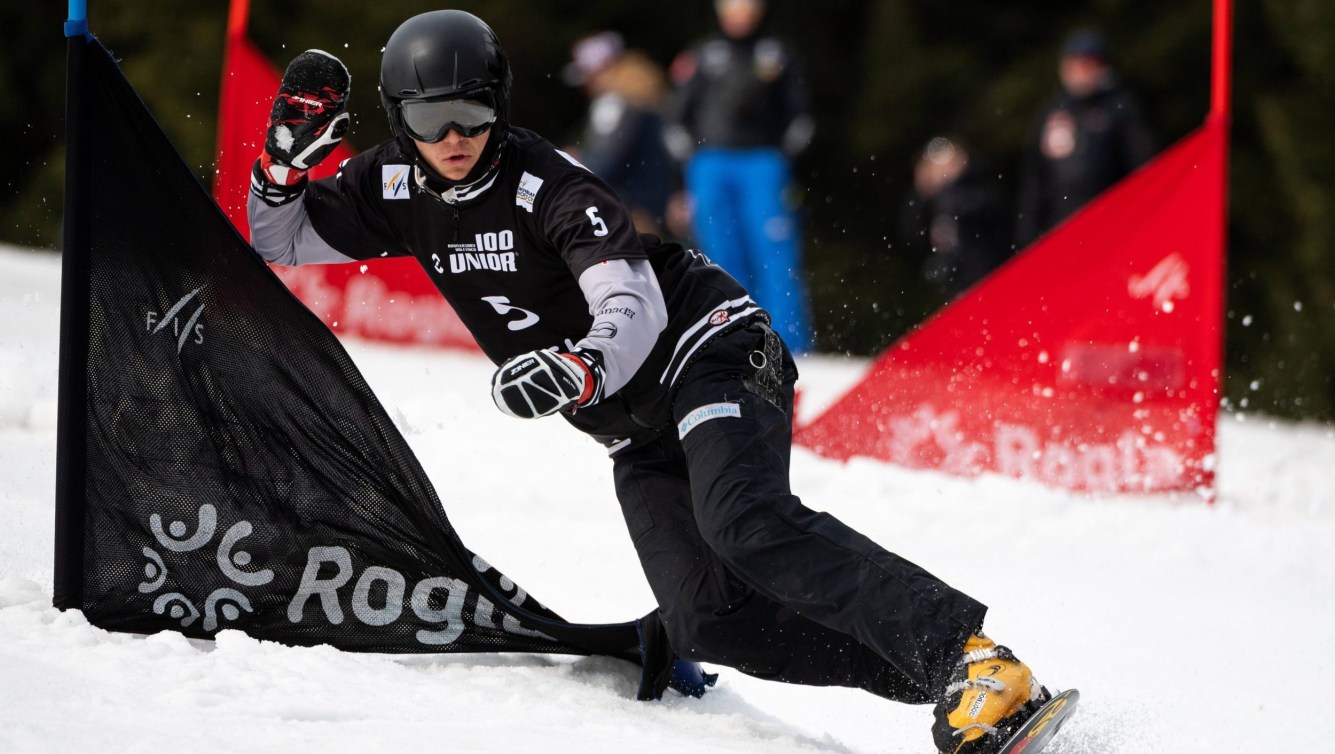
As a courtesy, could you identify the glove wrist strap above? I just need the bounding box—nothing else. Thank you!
[250,157,306,207]
[561,353,596,405]
[259,151,309,186]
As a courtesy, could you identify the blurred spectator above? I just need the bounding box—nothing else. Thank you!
[901,137,1011,299]
[664,0,814,352]
[564,31,675,234]
[1015,29,1156,248]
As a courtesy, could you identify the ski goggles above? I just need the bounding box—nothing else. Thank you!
[399,97,497,142]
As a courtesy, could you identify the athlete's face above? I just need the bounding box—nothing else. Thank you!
[414,127,492,181]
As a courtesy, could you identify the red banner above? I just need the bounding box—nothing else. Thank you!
[212,0,476,350]
[795,120,1226,494]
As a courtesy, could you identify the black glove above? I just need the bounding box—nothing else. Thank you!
[491,349,604,419]
[263,49,351,174]
[635,611,718,701]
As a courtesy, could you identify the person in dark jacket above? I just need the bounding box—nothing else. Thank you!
[902,137,1012,300]
[247,12,1057,753]
[664,0,814,352]
[563,31,674,234]
[1015,29,1156,248]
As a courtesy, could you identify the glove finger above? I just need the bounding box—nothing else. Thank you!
[287,112,350,170]
[491,350,586,419]
[498,381,557,419]
[280,50,350,101]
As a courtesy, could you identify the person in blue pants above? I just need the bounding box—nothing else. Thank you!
[665,0,814,352]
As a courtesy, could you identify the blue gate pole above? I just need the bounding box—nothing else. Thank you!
[66,0,88,37]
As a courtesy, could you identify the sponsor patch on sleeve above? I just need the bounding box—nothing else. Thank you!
[382,165,411,200]
[677,402,742,440]
[517,172,544,213]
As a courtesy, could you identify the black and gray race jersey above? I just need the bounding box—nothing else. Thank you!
[249,126,764,446]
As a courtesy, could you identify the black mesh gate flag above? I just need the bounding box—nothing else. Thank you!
[54,32,642,664]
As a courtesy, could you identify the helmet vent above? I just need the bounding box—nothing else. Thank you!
[399,89,420,97]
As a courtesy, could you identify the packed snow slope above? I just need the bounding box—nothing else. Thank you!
[2,245,1332,753]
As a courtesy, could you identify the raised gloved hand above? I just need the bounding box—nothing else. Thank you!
[255,49,350,197]
[491,349,604,419]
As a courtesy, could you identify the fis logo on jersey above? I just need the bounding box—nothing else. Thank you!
[431,230,519,275]
[516,172,544,213]
[145,286,206,354]
[382,165,411,199]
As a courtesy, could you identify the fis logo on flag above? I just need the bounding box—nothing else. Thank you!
[1129,253,1191,313]
[145,286,206,354]
[382,165,411,200]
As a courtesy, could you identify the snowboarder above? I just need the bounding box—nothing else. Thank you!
[247,11,1060,753]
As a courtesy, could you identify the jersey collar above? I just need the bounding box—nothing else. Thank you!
[414,162,502,205]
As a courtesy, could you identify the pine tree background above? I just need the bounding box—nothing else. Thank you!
[5,0,1332,420]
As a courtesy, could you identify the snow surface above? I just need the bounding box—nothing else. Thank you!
[2,243,1333,753]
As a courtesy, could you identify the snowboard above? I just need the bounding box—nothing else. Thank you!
[996,688,1080,754]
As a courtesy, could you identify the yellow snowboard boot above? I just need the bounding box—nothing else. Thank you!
[931,633,1049,754]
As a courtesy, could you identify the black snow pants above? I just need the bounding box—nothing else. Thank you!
[612,322,988,703]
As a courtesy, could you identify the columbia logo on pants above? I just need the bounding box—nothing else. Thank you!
[678,402,742,440]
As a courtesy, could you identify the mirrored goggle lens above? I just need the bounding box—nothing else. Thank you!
[400,98,496,142]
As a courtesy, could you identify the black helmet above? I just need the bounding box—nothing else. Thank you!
[379,10,512,149]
